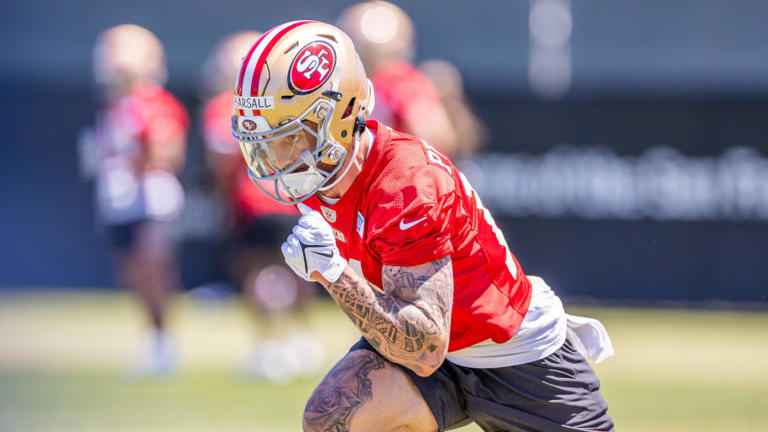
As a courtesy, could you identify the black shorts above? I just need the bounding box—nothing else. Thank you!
[349,336,614,432]
[104,219,174,252]
[105,221,145,251]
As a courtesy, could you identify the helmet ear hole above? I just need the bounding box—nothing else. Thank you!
[341,97,356,119]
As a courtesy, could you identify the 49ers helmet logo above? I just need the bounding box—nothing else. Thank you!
[241,119,257,131]
[288,41,336,95]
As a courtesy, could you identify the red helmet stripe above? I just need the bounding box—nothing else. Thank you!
[236,33,268,97]
[235,20,315,116]
[248,20,315,98]
[235,28,275,116]
[234,24,285,115]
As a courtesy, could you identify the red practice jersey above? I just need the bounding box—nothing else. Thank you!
[369,61,444,133]
[96,83,189,162]
[304,121,532,352]
[202,91,239,155]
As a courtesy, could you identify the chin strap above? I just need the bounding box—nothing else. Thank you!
[354,116,367,135]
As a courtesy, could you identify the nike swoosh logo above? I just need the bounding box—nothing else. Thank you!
[399,217,427,230]
[310,249,335,258]
[299,244,335,274]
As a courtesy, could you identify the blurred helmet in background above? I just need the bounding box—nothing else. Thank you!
[200,31,262,101]
[337,1,414,72]
[231,21,374,204]
[93,24,167,99]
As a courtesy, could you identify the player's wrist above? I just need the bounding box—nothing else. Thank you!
[319,254,346,283]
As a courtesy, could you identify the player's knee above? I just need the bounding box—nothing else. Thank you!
[302,379,367,432]
[302,350,385,431]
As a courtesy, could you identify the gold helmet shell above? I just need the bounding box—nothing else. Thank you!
[231,20,374,204]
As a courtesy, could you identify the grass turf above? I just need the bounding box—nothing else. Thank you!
[0,291,766,431]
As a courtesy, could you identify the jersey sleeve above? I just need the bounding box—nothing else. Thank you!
[368,163,457,267]
[371,62,443,133]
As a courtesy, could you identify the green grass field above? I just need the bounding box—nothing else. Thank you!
[1,291,767,431]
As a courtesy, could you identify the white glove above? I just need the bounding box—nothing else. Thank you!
[281,204,347,282]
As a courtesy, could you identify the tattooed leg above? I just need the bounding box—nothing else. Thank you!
[303,350,437,432]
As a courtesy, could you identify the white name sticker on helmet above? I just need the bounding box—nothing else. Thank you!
[233,95,275,110]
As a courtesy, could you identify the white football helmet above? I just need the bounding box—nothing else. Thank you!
[337,1,415,72]
[93,24,167,99]
[230,21,375,204]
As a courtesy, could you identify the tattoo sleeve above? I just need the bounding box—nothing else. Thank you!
[322,256,453,377]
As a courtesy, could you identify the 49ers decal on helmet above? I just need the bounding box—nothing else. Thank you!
[288,41,336,95]
[241,119,257,131]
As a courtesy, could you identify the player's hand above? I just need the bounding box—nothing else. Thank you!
[281,204,347,283]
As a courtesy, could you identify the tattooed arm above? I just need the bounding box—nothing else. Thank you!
[313,256,453,377]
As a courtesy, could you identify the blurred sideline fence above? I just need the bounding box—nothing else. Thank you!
[1,81,766,303]
[1,0,767,303]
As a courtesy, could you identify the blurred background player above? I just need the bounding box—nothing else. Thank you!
[337,1,460,158]
[199,31,323,381]
[79,24,190,377]
[418,59,488,164]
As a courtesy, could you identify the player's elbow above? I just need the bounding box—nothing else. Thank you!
[411,334,449,377]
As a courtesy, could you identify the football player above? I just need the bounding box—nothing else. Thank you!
[230,21,614,431]
[81,24,189,376]
[418,59,488,164]
[337,1,459,159]
[200,32,322,380]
